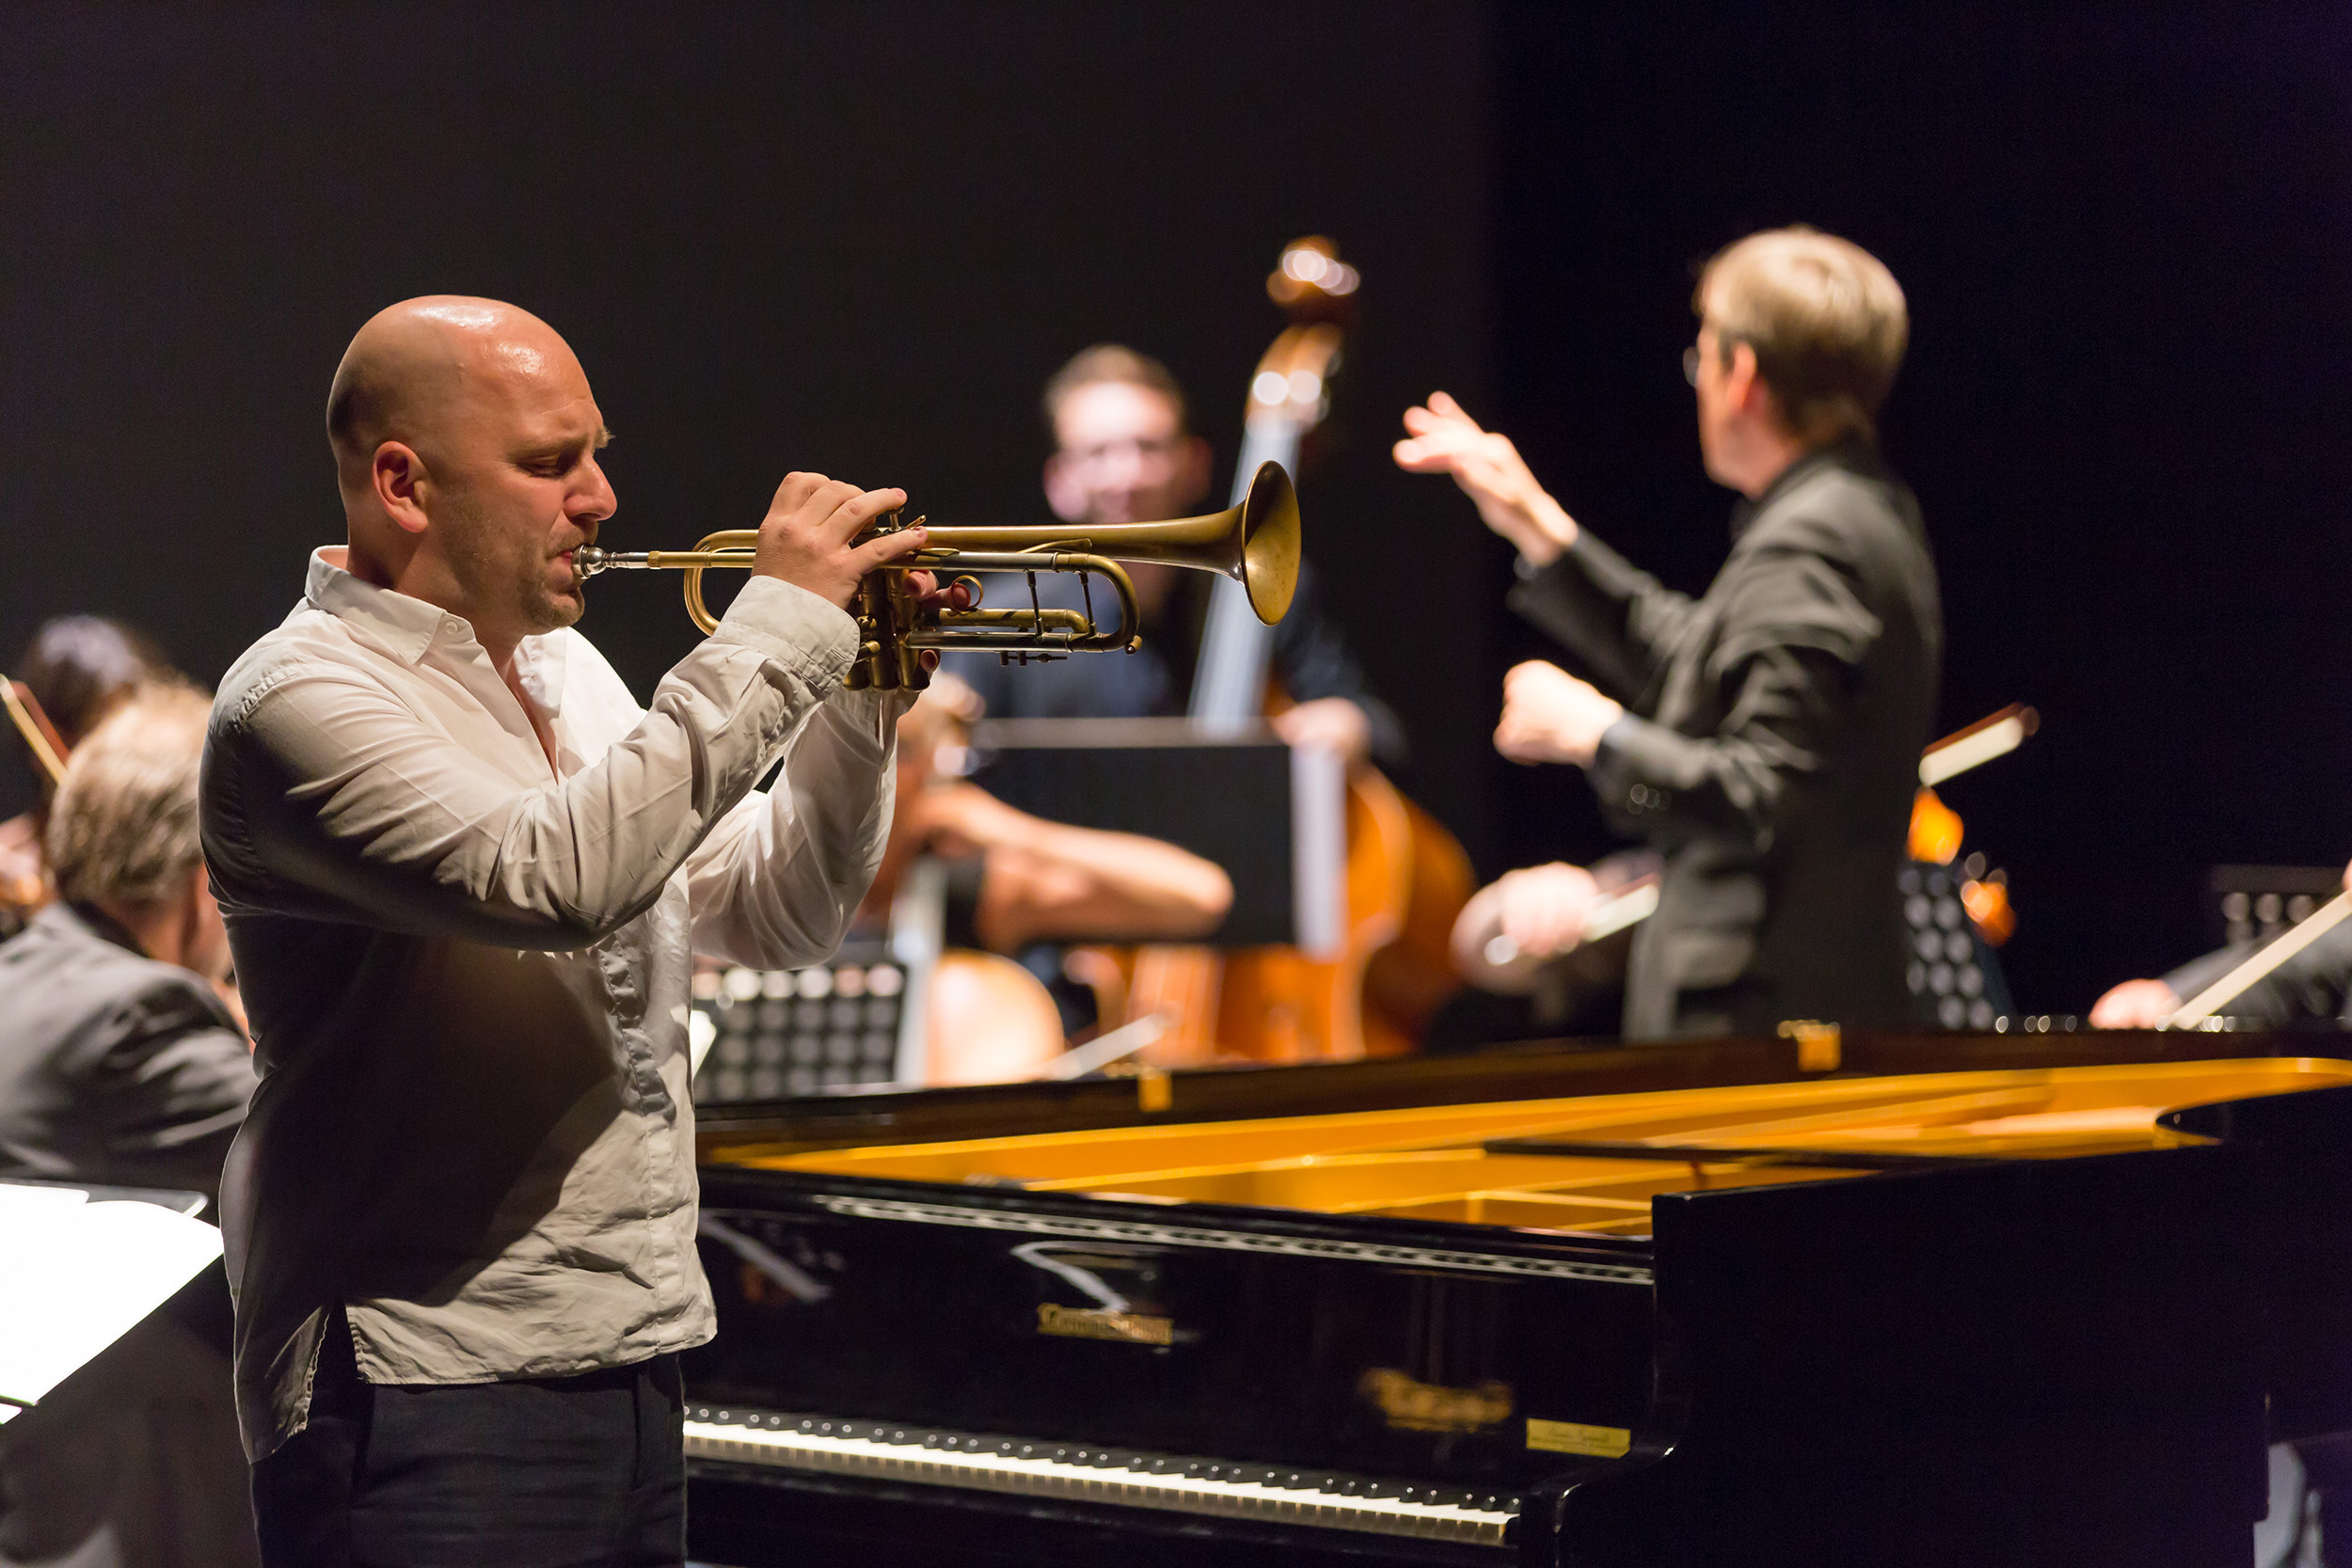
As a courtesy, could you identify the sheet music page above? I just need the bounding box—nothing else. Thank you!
[0,1184,225,1421]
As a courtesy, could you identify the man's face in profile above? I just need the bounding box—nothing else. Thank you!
[1044,380,1210,528]
[431,335,616,642]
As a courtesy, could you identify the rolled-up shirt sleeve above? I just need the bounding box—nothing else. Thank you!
[209,575,860,950]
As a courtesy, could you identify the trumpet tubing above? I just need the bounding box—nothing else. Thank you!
[575,461,1301,691]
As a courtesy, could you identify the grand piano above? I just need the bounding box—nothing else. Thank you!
[682,1033,2352,1567]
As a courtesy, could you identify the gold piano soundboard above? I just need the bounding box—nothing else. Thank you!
[720,1057,2352,1236]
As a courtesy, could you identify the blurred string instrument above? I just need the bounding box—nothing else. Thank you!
[3,680,69,787]
[1109,238,1474,1067]
[1,680,69,923]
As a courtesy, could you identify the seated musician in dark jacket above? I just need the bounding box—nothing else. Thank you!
[1397,228,1942,1040]
[943,343,1404,768]
[0,684,260,1568]
[0,684,254,1202]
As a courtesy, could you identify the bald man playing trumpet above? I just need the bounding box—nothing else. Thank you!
[200,297,957,1562]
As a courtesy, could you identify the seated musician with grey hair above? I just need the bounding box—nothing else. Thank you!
[0,684,260,1568]
[0,683,255,1203]
[1400,228,1942,1040]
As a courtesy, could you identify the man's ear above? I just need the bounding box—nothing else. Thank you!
[1174,435,1214,511]
[372,441,433,537]
[1043,452,1089,523]
[1724,342,1764,414]
[1726,343,1797,437]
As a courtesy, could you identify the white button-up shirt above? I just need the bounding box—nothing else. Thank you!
[200,548,897,1459]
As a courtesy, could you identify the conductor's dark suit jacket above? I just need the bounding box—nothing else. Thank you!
[1511,440,1942,1040]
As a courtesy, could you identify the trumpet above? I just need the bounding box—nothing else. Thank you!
[576,461,1301,691]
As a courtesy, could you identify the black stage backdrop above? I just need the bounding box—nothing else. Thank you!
[3,2,2346,1014]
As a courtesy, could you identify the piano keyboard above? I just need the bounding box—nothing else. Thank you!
[684,1405,1520,1547]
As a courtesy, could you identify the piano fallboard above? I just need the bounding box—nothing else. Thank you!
[690,1167,1656,1496]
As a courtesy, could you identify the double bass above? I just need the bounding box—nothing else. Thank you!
[1118,239,1471,1065]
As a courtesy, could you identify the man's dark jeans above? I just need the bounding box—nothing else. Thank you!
[249,1318,685,1567]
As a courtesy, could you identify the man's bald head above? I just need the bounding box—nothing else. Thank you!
[326,296,578,476]
[325,295,615,660]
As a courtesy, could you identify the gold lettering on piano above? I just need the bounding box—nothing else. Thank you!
[1525,1418,1632,1458]
[1359,1369,1513,1433]
[1036,1303,1174,1345]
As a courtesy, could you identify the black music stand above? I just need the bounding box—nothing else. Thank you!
[967,716,1345,955]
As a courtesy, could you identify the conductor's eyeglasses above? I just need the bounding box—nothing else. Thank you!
[1684,325,1738,388]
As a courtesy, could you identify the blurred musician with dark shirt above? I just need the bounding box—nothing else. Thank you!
[943,344,1404,768]
[1399,228,1942,1040]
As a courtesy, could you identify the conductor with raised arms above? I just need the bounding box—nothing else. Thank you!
[1399,229,1941,1039]
[199,296,946,1561]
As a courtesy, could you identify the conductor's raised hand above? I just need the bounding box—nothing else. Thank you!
[752,472,924,610]
[1392,392,1579,565]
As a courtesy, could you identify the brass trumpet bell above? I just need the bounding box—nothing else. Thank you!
[575,461,1301,691]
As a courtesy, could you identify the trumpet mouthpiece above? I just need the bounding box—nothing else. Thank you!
[573,546,649,576]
